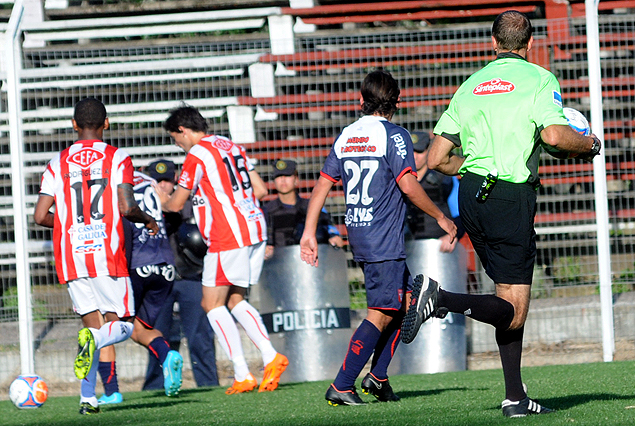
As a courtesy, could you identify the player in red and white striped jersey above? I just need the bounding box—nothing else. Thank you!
[158,105,288,395]
[34,98,158,414]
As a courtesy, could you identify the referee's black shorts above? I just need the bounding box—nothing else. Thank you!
[459,171,537,285]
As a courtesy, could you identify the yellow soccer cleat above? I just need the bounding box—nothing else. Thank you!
[74,328,96,380]
[258,353,289,392]
[225,373,258,395]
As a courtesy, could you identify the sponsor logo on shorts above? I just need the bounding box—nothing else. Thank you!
[67,148,105,169]
[473,78,515,95]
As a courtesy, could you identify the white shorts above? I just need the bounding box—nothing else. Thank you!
[67,276,135,317]
[202,241,265,288]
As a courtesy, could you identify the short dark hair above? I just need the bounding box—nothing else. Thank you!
[492,10,533,51]
[163,104,209,134]
[73,97,107,130]
[360,70,400,117]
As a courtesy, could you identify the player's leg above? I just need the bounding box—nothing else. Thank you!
[226,242,287,392]
[327,261,399,406]
[363,262,413,402]
[97,344,122,405]
[69,278,133,380]
[143,285,176,391]
[201,251,254,394]
[130,265,182,396]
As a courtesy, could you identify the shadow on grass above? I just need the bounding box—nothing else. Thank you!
[484,392,635,413]
[396,386,470,400]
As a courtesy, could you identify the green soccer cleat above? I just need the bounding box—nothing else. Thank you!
[74,328,96,380]
[78,402,100,415]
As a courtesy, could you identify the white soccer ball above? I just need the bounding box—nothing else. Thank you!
[563,107,591,136]
[9,375,48,409]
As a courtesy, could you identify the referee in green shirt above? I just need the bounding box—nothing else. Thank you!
[404,10,601,417]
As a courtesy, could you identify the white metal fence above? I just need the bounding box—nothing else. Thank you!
[1,1,634,396]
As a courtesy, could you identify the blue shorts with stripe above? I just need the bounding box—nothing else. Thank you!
[361,259,413,311]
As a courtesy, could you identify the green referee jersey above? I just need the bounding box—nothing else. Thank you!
[434,52,569,184]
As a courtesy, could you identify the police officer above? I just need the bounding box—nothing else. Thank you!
[263,159,344,260]
[404,11,601,417]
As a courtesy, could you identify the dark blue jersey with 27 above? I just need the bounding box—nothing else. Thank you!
[321,115,416,262]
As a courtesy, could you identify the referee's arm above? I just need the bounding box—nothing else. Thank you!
[427,135,464,176]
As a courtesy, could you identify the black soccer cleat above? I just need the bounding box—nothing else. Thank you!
[401,274,440,344]
[79,402,100,415]
[501,396,555,418]
[361,373,400,402]
[325,384,367,406]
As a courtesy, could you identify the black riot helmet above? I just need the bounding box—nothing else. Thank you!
[175,220,208,266]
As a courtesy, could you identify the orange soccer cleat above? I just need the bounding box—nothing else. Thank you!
[225,373,258,395]
[258,353,289,392]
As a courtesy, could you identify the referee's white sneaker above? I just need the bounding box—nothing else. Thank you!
[502,396,554,417]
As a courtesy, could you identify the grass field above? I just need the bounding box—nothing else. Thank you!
[2,361,635,426]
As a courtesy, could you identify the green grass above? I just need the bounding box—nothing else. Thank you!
[3,361,635,426]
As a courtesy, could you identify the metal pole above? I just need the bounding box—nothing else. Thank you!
[586,0,614,362]
[5,0,34,375]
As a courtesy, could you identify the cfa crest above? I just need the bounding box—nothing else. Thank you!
[67,148,105,169]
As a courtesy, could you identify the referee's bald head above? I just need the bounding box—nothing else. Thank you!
[74,98,107,130]
[492,10,533,52]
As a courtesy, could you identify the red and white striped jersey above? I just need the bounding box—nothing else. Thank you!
[178,135,266,252]
[39,140,134,284]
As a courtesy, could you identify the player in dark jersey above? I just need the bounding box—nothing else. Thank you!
[97,170,183,403]
[300,70,456,406]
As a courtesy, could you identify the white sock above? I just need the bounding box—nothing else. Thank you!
[91,321,133,349]
[80,348,100,403]
[206,306,250,381]
[231,300,277,365]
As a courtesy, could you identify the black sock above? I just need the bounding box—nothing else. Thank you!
[438,289,514,330]
[496,326,526,401]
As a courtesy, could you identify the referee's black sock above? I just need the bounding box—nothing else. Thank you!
[437,289,514,330]
[496,326,526,401]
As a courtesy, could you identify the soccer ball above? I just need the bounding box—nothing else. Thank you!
[9,375,48,409]
[542,107,591,159]
[563,107,591,136]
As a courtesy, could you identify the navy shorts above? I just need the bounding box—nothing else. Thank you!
[459,172,537,284]
[361,259,414,311]
[130,264,175,328]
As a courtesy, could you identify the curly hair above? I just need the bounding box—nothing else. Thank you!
[360,70,400,117]
[73,98,107,130]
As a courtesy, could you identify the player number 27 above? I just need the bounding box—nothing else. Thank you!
[344,160,377,206]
